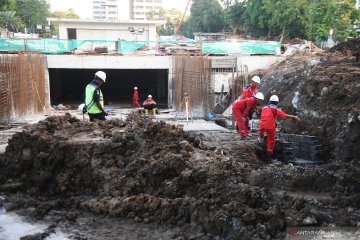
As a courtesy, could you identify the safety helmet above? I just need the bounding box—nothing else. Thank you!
[251,76,261,84]
[134,87,138,90]
[148,95,152,98]
[254,92,264,100]
[95,71,106,82]
[270,95,279,102]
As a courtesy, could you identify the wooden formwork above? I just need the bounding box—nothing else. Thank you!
[0,53,47,122]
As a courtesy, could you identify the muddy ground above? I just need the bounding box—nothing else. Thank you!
[0,41,360,239]
[0,112,359,239]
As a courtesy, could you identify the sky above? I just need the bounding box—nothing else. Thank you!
[48,0,190,19]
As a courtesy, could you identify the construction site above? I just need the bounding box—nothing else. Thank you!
[0,35,359,239]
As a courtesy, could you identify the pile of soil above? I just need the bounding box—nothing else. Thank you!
[1,113,360,239]
[330,38,360,59]
[259,45,360,165]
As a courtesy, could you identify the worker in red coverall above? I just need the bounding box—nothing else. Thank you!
[232,92,264,139]
[143,94,157,114]
[132,87,140,107]
[241,76,261,132]
[241,75,261,100]
[259,95,300,163]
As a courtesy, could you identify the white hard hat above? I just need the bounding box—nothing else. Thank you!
[254,92,264,100]
[95,71,106,82]
[270,95,279,102]
[148,95,152,98]
[251,76,261,84]
[134,87,138,90]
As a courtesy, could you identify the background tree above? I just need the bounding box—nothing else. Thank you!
[184,0,225,38]
[15,0,51,32]
[0,10,23,31]
[223,0,359,42]
[155,8,182,36]
[243,0,269,37]
[263,0,308,41]
[224,1,246,34]
[0,0,14,11]
[52,8,79,19]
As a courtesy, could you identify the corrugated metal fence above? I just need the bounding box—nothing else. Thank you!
[0,53,46,123]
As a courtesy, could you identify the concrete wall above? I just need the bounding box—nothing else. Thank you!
[46,55,172,69]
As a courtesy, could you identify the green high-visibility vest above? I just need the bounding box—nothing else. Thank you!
[85,84,104,114]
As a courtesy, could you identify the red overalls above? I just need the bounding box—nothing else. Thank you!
[241,84,258,100]
[232,97,258,138]
[133,90,140,107]
[259,104,287,158]
[143,99,156,108]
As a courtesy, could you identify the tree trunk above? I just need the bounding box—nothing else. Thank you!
[280,26,286,43]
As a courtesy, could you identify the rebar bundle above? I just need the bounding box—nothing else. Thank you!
[173,55,213,117]
[0,53,46,123]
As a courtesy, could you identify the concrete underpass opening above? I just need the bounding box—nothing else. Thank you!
[49,68,169,107]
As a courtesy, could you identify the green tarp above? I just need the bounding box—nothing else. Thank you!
[0,38,281,55]
[202,41,281,55]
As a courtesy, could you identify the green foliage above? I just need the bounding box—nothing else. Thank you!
[0,0,15,11]
[184,0,225,37]
[224,1,246,34]
[243,0,269,37]
[15,0,51,29]
[0,10,23,31]
[52,8,79,19]
[222,0,360,42]
[156,8,183,36]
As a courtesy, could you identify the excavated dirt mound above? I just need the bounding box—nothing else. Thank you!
[1,114,360,239]
[330,38,360,58]
[259,47,360,165]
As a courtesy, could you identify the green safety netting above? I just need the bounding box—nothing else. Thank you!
[0,38,281,55]
[202,41,281,55]
[0,39,117,54]
[118,41,147,53]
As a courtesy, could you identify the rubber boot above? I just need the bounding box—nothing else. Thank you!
[152,108,157,114]
[144,109,148,114]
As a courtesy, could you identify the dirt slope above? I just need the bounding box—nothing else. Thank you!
[258,41,360,165]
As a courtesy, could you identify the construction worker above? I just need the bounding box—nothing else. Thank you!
[133,86,140,107]
[85,71,108,122]
[241,75,260,100]
[143,95,157,114]
[232,92,264,139]
[241,75,261,132]
[259,95,300,163]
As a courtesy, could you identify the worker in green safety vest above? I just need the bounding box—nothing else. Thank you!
[85,71,108,121]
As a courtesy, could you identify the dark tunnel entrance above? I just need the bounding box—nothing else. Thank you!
[49,68,169,107]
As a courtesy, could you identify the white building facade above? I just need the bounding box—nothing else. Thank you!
[48,18,165,42]
[130,0,163,20]
[92,0,163,21]
[93,0,119,20]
